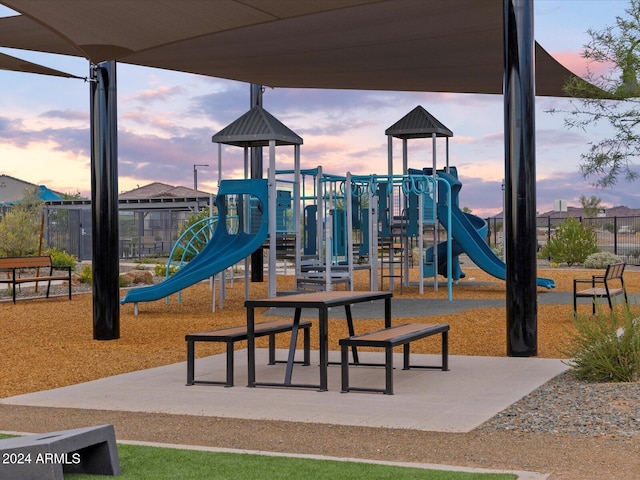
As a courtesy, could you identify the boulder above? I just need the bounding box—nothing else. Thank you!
[120,270,154,285]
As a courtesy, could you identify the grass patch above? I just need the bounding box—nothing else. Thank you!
[0,436,515,480]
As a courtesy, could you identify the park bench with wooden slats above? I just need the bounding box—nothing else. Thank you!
[186,319,312,387]
[339,323,449,395]
[0,255,72,304]
[573,262,628,314]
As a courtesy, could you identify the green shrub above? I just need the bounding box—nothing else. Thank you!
[172,210,216,262]
[583,251,622,269]
[0,188,43,257]
[563,308,640,382]
[79,264,92,284]
[154,263,179,277]
[45,247,77,270]
[538,217,598,266]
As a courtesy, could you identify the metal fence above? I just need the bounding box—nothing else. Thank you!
[44,206,200,261]
[486,215,640,266]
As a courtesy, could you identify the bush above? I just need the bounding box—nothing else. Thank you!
[0,188,43,257]
[538,217,598,266]
[79,264,92,284]
[45,247,77,270]
[154,263,178,277]
[583,251,622,269]
[172,210,216,262]
[563,308,640,382]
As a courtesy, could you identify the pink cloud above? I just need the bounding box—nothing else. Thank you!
[549,50,614,78]
[127,85,186,103]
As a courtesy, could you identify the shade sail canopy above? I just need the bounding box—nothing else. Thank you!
[0,50,81,78]
[0,0,588,96]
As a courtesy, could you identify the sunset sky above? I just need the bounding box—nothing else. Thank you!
[1,1,637,217]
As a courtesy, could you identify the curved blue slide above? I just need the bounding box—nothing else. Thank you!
[121,179,269,304]
[426,170,555,289]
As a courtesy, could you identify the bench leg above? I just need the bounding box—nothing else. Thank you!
[268,333,276,365]
[340,345,350,393]
[284,309,302,385]
[303,325,310,366]
[345,304,359,364]
[442,331,449,371]
[186,340,195,386]
[225,340,234,387]
[403,343,410,370]
[384,346,394,395]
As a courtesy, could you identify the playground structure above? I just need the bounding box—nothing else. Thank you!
[120,179,269,312]
[121,105,554,311]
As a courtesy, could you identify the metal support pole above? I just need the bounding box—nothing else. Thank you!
[268,140,277,298]
[503,0,537,356]
[250,84,264,282]
[90,60,120,340]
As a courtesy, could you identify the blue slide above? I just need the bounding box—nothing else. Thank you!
[425,170,555,289]
[121,179,269,304]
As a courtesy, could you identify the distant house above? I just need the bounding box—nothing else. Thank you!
[0,173,64,205]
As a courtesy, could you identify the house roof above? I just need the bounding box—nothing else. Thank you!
[0,174,63,204]
[118,182,210,200]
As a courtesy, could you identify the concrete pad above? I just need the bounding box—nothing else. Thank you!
[0,350,568,433]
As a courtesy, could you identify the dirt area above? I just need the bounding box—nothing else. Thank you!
[1,266,639,479]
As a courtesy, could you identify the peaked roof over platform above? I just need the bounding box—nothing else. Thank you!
[0,0,593,97]
[386,105,453,139]
[212,106,302,148]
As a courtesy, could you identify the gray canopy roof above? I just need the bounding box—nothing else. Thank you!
[386,106,453,139]
[212,106,302,148]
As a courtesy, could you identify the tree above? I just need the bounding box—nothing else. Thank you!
[538,217,598,266]
[0,188,45,257]
[549,0,640,187]
[580,194,602,218]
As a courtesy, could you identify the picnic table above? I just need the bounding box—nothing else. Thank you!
[245,290,392,391]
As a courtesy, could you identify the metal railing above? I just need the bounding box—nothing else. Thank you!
[486,215,640,266]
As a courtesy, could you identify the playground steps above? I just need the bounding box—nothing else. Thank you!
[296,263,352,291]
[378,237,405,292]
[263,234,298,261]
[296,275,351,292]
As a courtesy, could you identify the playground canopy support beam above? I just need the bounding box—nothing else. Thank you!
[90,60,120,340]
[503,0,537,356]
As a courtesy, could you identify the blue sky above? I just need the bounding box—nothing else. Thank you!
[1,0,638,217]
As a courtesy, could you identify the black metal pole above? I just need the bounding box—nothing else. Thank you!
[90,60,120,340]
[504,0,537,356]
[250,83,264,282]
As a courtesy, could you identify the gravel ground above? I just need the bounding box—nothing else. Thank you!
[1,265,639,479]
[479,371,640,437]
